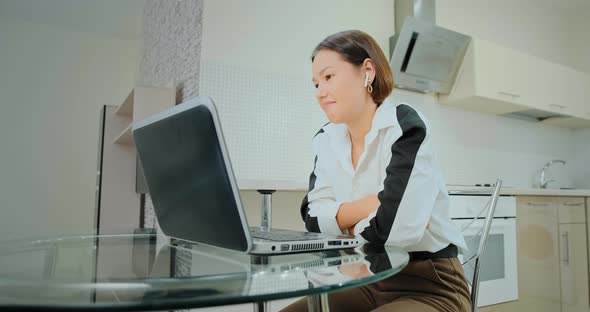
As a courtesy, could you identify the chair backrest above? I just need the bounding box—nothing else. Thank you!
[460,179,503,312]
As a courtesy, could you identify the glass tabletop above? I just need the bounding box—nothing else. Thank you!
[0,229,409,311]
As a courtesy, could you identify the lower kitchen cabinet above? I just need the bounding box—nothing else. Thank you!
[557,197,589,312]
[559,223,589,312]
[515,197,562,312]
[482,196,589,312]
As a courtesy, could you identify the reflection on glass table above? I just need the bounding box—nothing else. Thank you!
[0,229,409,311]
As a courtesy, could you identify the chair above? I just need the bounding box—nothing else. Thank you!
[459,179,503,312]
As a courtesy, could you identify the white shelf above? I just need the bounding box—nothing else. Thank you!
[112,124,133,145]
[114,89,134,117]
[111,85,175,147]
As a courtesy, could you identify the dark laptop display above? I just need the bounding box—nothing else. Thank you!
[133,96,359,254]
[133,104,250,251]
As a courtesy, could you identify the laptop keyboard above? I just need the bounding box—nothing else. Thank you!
[250,229,323,242]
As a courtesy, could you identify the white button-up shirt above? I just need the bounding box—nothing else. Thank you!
[300,100,467,253]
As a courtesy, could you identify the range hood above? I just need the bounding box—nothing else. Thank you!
[389,0,470,94]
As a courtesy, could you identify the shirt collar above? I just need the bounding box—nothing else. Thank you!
[325,100,398,141]
[371,100,397,132]
[363,100,397,146]
[323,100,399,175]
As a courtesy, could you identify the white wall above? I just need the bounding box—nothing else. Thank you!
[201,0,394,77]
[573,129,590,189]
[200,0,394,186]
[567,11,590,188]
[0,18,140,240]
[436,0,572,68]
[196,1,590,231]
[202,0,582,188]
[565,6,590,74]
[200,0,395,223]
[435,0,587,189]
[395,90,576,188]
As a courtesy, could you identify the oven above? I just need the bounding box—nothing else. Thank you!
[449,194,518,307]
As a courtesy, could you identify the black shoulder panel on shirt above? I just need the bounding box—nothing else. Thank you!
[313,122,330,139]
[360,104,427,244]
[300,156,321,233]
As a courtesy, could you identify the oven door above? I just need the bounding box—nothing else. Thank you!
[454,218,518,307]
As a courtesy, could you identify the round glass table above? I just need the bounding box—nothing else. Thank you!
[0,229,409,311]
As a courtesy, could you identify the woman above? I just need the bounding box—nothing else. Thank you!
[282,30,471,312]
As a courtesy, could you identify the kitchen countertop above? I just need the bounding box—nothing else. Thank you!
[447,185,590,197]
[238,179,590,197]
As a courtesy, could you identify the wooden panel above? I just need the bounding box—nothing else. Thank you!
[516,197,561,312]
[99,105,141,231]
[557,197,586,224]
[132,86,175,123]
[479,299,546,312]
[559,224,590,312]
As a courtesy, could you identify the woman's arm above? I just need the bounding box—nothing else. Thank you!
[335,194,380,231]
[354,104,438,247]
[300,129,344,235]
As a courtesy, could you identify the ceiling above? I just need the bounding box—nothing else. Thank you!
[0,0,587,40]
[541,0,590,11]
[0,0,145,40]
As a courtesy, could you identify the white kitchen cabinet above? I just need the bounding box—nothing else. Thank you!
[439,38,530,115]
[440,37,590,128]
[541,70,590,129]
[563,69,590,118]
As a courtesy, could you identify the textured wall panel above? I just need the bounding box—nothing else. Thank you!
[140,0,203,102]
[140,0,203,229]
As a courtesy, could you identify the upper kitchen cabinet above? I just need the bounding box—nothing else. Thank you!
[439,37,590,128]
[542,70,590,129]
[439,38,530,115]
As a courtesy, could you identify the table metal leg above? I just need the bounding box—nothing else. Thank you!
[254,301,269,312]
[307,293,330,312]
[257,190,275,229]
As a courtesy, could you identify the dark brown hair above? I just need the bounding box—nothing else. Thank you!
[311,30,394,105]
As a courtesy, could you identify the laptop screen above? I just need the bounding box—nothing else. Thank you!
[133,101,250,252]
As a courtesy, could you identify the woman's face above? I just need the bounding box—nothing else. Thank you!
[312,49,368,124]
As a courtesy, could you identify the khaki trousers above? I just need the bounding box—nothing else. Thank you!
[281,257,471,312]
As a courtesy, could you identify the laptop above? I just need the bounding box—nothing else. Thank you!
[132,96,360,254]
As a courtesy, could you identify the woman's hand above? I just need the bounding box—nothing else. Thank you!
[336,194,380,231]
[361,194,381,215]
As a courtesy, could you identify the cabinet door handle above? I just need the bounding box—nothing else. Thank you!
[527,202,550,206]
[563,202,584,207]
[498,91,521,98]
[561,231,569,265]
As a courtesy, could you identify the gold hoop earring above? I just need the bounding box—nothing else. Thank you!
[367,84,373,93]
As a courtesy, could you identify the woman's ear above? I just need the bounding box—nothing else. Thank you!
[362,58,376,83]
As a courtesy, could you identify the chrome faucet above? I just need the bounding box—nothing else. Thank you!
[539,160,566,189]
